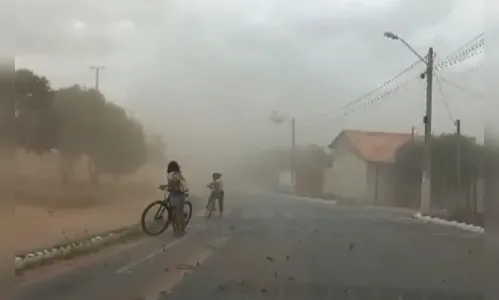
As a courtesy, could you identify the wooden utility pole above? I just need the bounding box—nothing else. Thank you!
[456,119,461,190]
[291,117,296,191]
[420,47,434,215]
[90,66,104,91]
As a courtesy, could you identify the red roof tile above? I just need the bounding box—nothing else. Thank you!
[340,130,421,163]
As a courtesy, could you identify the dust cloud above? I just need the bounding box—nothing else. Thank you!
[2,1,489,290]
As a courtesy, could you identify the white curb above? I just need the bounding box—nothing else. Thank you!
[293,196,338,205]
[413,212,484,234]
[14,226,140,272]
[275,194,337,205]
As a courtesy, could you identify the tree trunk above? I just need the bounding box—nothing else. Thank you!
[59,155,75,185]
[88,160,100,185]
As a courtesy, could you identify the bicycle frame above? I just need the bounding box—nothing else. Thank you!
[207,197,217,211]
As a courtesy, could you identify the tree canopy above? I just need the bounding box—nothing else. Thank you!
[15,69,57,153]
[146,135,167,166]
[395,134,483,190]
[14,69,150,183]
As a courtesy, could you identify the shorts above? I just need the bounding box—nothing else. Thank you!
[209,190,223,200]
[169,192,186,208]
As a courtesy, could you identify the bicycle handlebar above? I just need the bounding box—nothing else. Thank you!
[158,185,189,200]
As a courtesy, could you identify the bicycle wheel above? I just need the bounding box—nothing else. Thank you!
[141,201,170,236]
[205,199,214,219]
[184,201,193,225]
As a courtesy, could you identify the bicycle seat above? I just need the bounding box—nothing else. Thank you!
[159,184,168,191]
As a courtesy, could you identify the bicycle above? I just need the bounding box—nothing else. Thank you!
[205,184,224,219]
[205,196,217,219]
[141,185,193,236]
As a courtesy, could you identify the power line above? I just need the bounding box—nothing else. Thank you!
[435,34,484,70]
[439,32,483,61]
[447,62,483,76]
[301,59,423,123]
[438,76,484,98]
[434,74,456,125]
[299,76,420,132]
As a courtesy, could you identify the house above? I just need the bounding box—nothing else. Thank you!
[294,145,330,198]
[323,130,419,205]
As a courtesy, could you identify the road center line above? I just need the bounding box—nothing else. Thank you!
[115,239,183,274]
[140,233,232,300]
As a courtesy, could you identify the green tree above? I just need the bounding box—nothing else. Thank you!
[15,69,57,153]
[53,85,105,182]
[395,134,484,211]
[90,107,147,179]
[53,85,148,184]
[0,66,15,152]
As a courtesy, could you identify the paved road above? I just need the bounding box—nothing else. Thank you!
[15,193,483,300]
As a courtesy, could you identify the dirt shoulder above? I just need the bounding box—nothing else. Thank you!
[15,200,149,254]
[11,152,207,255]
[14,180,206,254]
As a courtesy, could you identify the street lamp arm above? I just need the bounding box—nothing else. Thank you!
[384,31,427,65]
[398,38,428,65]
[270,110,293,124]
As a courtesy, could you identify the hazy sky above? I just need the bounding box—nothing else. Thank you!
[8,0,488,168]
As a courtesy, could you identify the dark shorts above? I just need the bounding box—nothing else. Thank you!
[170,192,186,207]
[209,190,223,200]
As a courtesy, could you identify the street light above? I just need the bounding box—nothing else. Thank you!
[384,31,434,215]
[270,110,296,193]
[384,31,428,65]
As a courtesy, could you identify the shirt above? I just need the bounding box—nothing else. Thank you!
[166,171,188,193]
[208,178,223,192]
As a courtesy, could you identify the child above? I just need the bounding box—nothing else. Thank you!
[166,160,188,235]
[207,172,224,216]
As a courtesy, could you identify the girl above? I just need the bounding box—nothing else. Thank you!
[207,172,224,217]
[166,161,188,235]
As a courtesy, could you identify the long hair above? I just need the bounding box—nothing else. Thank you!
[167,160,180,173]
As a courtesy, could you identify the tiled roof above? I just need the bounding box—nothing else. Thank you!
[333,130,422,163]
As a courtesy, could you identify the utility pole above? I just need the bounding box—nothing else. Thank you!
[291,117,296,192]
[455,119,461,190]
[90,66,104,91]
[420,47,434,215]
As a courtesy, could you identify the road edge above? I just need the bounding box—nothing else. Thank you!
[413,212,484,234]
[15,195,203,275]
[15,223,143,275]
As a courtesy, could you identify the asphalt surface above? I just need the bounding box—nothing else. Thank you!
[15,193,483,300]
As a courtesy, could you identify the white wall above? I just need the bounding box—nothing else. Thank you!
[476,177,484,213]
[366,163,397,206]
[323,149,368,202]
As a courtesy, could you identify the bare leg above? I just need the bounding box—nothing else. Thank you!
[174,205,185,236]
[218,192,224,216]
